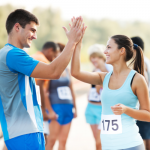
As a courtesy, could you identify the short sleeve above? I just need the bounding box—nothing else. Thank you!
[6,49,39,76]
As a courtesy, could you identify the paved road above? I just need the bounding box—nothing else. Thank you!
[0,81,96,150]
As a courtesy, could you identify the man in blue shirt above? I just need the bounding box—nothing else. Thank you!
[0,9,85,150]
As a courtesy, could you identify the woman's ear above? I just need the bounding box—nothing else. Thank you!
[120,47,126,55]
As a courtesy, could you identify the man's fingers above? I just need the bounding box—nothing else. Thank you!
[62,26,68,34]
[72,17,79,28]
[70,17,74,26]
[71,17,74,23]
[75,16,81,28]
[77,16,83,29]
[69,23,72,29]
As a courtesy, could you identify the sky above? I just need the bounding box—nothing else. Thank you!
[0,0,150,22]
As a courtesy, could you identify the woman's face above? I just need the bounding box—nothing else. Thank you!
[104,38,122,64]
[90,56,105,68]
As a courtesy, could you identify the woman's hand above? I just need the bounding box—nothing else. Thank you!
[111,104,127,115]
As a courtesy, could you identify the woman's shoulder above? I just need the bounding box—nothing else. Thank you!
[132,72,146,87]
[98,71,111,83]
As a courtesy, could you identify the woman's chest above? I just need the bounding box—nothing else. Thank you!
[101,89,138,108]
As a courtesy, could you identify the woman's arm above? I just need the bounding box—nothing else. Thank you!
[111,73,150,122]
[71,36,107,86]
[68,69,77,118]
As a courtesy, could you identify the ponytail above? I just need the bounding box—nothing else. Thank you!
[132,44,144,75]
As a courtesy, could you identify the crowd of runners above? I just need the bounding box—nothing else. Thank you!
[1,9,150,150]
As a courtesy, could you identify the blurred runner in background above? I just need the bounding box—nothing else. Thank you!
[131,36,150,150]
[46,43,77,150]
[85,44,112,150]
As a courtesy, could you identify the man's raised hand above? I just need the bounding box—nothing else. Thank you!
[62,16,84,44]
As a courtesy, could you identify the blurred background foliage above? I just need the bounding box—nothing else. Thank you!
[1,4,150,63]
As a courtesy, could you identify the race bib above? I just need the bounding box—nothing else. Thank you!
[35,85,41,106]
[57,86,72,100]
[101,115,122,134]
[88,88,101,102]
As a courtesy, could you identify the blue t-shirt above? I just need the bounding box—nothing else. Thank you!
[0,43,43,141]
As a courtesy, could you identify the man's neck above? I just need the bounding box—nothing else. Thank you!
[8,35,23,49]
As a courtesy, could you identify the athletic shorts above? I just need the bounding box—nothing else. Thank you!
[85,103,102,125]
[48,104,74,125]
[5,132,45,150]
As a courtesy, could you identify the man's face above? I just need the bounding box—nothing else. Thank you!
[18,21,37,48]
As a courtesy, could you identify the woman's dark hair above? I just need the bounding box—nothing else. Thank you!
[57,43,65,52]
[6,9,39,34]
[131,36,144,51]
[111,35,144,75]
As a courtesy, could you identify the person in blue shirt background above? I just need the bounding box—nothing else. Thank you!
[0,9,86,150]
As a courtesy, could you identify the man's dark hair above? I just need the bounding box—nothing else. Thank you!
[42,42,59,52]
[131,36,144,51]
[6,9,39,34]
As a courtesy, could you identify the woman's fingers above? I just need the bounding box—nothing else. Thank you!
[82,24,87,35]
[111,106,122,110]
[112,109,122,114]
[111,105,123,115]
[84,26,87,32]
